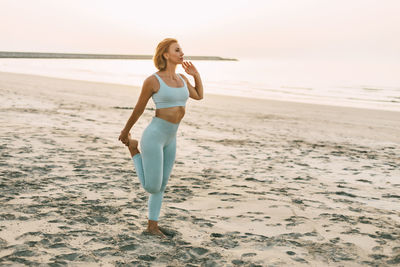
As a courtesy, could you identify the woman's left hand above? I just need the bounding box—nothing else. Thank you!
[118,129,129,145]
[182,61,199,76]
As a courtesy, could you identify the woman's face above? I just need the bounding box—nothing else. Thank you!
[165,42,184,64]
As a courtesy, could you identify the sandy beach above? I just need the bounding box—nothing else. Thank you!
[1,71,400,266]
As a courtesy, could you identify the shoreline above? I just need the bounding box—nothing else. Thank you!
[2,71,399,145]
[2,71,400,146]
[1,70,399,114]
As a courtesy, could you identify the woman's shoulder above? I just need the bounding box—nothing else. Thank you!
[141,74,159,93]
[143,73,158,84]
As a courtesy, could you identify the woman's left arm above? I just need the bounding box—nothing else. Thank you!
[181,61,203,100]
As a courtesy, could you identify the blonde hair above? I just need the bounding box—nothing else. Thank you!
[153,38,178,71]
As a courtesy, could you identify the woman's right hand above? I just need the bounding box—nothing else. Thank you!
[118,129,129,145]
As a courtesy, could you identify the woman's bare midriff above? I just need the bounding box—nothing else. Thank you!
[155,106,185,124]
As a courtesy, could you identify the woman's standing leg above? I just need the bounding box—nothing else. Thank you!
[147,136,176,221]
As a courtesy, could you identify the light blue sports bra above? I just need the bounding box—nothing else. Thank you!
[152,73,189,109]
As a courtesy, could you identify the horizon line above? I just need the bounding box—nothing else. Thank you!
[0,51,238,61]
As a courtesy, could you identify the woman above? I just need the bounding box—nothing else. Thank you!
[118,38,203,238]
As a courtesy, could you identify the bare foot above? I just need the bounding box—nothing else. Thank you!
[127,133,140,157]
[145,220,167,238]
[144,228,167,239]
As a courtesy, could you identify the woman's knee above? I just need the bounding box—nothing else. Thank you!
[143,184,161,194]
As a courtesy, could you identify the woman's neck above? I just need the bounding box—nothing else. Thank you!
[162,63,178,77]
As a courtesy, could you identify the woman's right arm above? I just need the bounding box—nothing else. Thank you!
[119,77,154,144]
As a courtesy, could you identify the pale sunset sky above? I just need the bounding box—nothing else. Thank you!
[0,0,399,61]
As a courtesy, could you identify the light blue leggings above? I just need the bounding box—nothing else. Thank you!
[132,116,179,221]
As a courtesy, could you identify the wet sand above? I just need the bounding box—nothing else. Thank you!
[1,71,400,266]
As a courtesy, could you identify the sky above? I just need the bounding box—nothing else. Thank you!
[0,0,399,61]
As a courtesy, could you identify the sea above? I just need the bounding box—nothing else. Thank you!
[0,57,399,112]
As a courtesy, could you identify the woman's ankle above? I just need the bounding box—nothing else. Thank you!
[128,138,140,157]
[129,148,140,157]
[147,220,158,230]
